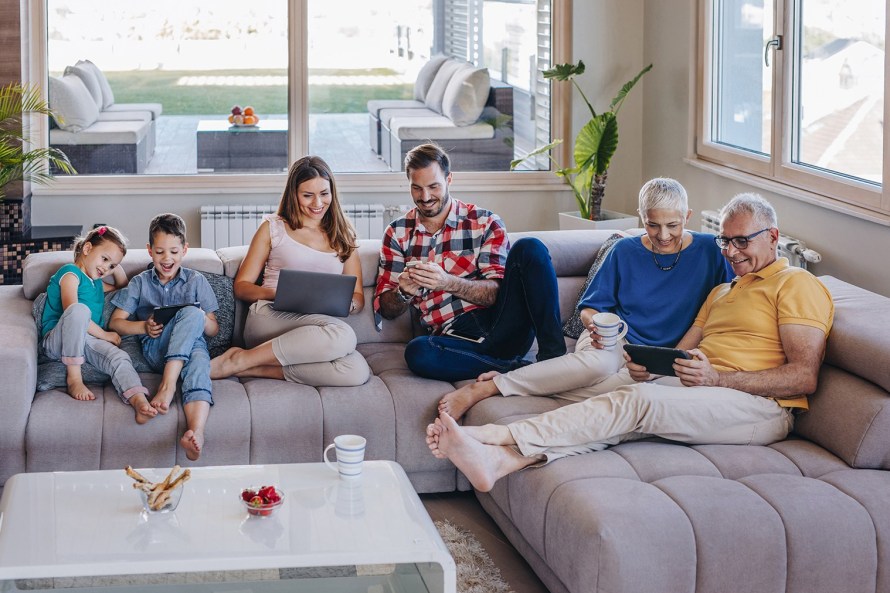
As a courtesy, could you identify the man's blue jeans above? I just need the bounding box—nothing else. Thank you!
[404,237,566,382]
[141,305,213,404]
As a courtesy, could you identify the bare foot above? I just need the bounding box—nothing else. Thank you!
[210,348,244,379]
[426,419,446,459]
[180,429,204,461]
[66,378,95,401]
[434,412,533,492]
[129,393,158,424]
[476,370,501,382]
[151,383,176,414]
[438,380,500,418]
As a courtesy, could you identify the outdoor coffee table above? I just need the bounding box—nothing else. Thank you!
[196,119,288,172]
[0,461,455,592]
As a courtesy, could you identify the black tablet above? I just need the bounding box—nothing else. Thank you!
[623,344,691,376]
[152,302,200,325]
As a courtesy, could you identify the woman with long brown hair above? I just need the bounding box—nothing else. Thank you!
[210,156,369,386]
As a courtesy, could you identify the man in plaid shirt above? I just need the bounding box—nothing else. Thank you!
[374,143,566,382]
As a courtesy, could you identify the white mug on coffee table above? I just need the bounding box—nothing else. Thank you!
[592,312,628,351]
[324,434,366,479]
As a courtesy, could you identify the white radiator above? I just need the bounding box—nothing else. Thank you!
[700,210,822,269]
[200,203,388,248]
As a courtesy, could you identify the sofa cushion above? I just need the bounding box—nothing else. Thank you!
[48,74,100,132]
[49,120,149,145]
[424,59,467,114]
[413,54,449,101]
[104,103,163,120]
[367,99,424,118]
[64,64,103,109]
[561,232,625,338]
[76,60,114,109]
[388,115,494,140]
[441,65,490,126]
[202,272,235,358]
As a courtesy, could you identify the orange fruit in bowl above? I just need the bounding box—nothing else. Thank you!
[243,106,255,116]
[228,114,235,124]
[243,115,258,125]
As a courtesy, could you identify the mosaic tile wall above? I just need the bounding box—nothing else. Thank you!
[0,198,76,285]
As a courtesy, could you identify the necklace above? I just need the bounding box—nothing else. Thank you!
[649,240,682,271]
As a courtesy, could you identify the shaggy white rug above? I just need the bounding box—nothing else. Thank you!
[435,519,515,593]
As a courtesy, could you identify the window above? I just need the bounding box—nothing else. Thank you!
[697,0,889,216]
[36,0,566,184]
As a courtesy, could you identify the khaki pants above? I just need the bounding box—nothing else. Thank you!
[493,329,633,401]
[245,301,369,387]
[508,377,793,464]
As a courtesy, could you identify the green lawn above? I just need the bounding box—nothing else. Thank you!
[102,69,412,116]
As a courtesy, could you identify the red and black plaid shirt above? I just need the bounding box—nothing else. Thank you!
[374,198,508,332]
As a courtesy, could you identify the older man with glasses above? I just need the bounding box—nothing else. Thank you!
[426,192,835,493]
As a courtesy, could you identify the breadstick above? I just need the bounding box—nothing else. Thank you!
[165,468,191,491]
[156,465,180,491]
[150,490,171,511]
[125,466,150,484]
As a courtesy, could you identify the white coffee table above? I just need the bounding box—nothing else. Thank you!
[0,461,455,592]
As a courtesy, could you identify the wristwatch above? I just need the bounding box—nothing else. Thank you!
[396,286,414,304]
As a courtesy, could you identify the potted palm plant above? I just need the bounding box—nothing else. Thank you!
[0,82,75,201]
[512,61,652,228]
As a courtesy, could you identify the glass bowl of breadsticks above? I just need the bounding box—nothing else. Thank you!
[126,465,191,514]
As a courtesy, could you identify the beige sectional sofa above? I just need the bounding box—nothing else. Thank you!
[1,229,888,593]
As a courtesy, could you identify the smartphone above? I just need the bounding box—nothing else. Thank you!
[152,302,200,325]
[405,260,424,268]
[623,344,691,377]
[443,327,486,343]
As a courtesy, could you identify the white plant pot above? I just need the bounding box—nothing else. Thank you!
[558,210,639,231]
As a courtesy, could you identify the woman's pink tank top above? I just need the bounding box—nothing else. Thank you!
[261,215,345,289]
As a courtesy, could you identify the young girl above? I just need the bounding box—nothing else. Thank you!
[210,155,370,386]
[40,225,155,423]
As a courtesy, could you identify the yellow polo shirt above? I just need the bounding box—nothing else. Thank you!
[693,258,834,408]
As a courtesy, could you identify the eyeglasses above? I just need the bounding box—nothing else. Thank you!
[714,228,772,250]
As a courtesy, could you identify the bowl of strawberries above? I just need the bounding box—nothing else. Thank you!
[240,485,284,517]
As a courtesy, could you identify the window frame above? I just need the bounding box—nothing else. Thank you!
[26,0,573,195]
[694,0,890,218]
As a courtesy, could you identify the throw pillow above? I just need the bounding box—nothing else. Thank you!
[562,233,626,339]
[201,272,235,358]
[77,60,115,109]
[424,59,467,114]
[64,64,103,109]
[413,55,449,101]
[441,65,490,126]
[47,74,100,132]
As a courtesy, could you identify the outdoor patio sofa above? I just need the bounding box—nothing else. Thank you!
[48,60,161,174]
[367,54,514,171]
[1,229,888,593]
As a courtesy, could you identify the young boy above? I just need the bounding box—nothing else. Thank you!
[109,213,219,460]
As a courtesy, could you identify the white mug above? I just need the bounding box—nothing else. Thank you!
[592,312,628,350]
[323,434,366,479]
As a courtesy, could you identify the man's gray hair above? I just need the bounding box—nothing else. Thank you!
[719,193,778,228]
[638,178,689,213]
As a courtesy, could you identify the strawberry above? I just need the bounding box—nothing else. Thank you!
[249,495,264,508]
[241,489,256,502]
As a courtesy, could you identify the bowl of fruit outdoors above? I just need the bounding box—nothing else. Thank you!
[228,105,260,127]
[240,485,284,517]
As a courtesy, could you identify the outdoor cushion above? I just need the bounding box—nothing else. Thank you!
[64,64,103,109]
[96,110,152,123]
[76,60,114,109]
[379,107,438,127]
[367,99,424,118]
[48,74,100,132]
[49,120,148,145]
[104,103,163,120]
[413,54,449,101]
[388,115,494,140]
[424,59,468,114]
[442,65,490,126]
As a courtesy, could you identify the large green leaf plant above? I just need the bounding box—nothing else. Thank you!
[0,82,75,201]
[512,61,652,220]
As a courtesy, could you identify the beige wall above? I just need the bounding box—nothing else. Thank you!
[641,0,890,296]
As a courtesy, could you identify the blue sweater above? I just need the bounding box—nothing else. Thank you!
[578,232,734,346]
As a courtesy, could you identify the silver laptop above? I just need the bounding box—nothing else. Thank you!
[272,269,357,317]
